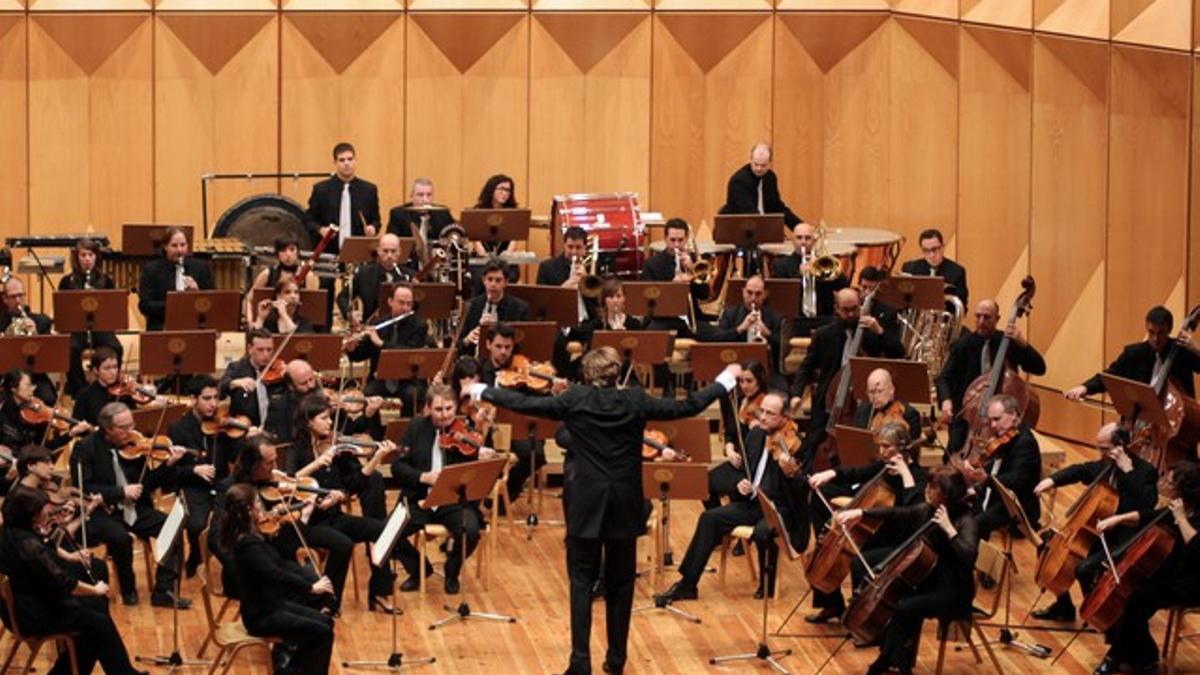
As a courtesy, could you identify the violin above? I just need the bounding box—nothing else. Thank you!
[954,427,1018,486]
[256,501,307,537]
[766,419,803,478]
[329,389,402,417]
[200,408,252,438]
[107,377,157,406]
[496,354,557,392]
[738,392,764,428]
[463,400,496,437]
[260,358,287,386]
[641,429,687,461]
[20,398,89,432]
[117,431,193,464]
[438,418,485,457]
[261,472,330,503]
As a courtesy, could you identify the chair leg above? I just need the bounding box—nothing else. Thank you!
[419,535,428,596]
[974,622,1005,673]
[206,646,227,675]
[745,540,758,584]
[220,644,246,675]
[1,639,22,673]
[961,622,983,664]
[22,639,43,675]
[718,537,729,589]
[935,625,949,675]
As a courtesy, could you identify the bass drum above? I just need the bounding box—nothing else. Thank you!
[213,194,313,250]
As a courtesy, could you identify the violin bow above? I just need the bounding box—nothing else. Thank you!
[276,482,326,578]
[253,324,299,388]
[39,377,69,447]
[729,387,755,485]
[136,399,172,485]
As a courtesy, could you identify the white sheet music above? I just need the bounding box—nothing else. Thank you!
[155,498,186,565]
[372,501,411,568]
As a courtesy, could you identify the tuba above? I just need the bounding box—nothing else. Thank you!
[901,292,964,388]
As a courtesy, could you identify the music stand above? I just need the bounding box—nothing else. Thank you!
[140,331,216,381]
[726,279,802,320]
[249,289,330,328]
[137,497,207,672]
[384,419,411,446]
[591,331,674,385]
[1100,373,1171,429]
[506,285,579,327]
[275,335,342,373]
[132,404,190,436]
[0,335,70,373]
[338,237,380,266]
[829,425,877,467]
[123,223,193,257]
[690,343,770,382]
[408,283,456,321]
[849,357,932,407]
[343,502,435,670]
[424,457,516,629]
[710,491,794,672]
[493,321,556,363]
[460,208,532,248]
[53,289,128,333]
[633,462,709,624]
[714,214,786,277]
[878,276,945,313]
[647,418,712,464]
[165,291,242,332]
[620,282,691,321]
[493,407,561,533]
[378,349,450,414]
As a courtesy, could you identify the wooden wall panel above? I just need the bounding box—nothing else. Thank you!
[1033,0,1108,40]
[1112,0,1191,51]
[1030,35,1107,394]
[284,0,401,8]
[406,13,527,218]
[888,17,958,261]
[155,13,278,230]
[28,14,152,234]
[1192,56,1200,310]
[0,16,26,240]
[650,13,773,232]
[890,0,956,18]
[1107,46,1190,356]
[529,13,650,254]
[280,12,404,215]
[961,0,1031,29]
[773,13,829,225]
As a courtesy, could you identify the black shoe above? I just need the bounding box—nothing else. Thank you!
[1092,655,1119,675]
[978,572,997,590]
[805,606,842,624]
[653,581,698,605]
[731,541,746,557]
[185,558,201,579]
[150,591,193,609]
[753,577,777,600]
[602,661,623,674]
[400,575,421,592]
[444,577,460,594]
[852,635,881,649]
[1031,599,1076,622]
[122,591,139,606]
[369,595,403,615]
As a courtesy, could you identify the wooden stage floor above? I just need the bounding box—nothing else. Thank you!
[16,435,1200,674]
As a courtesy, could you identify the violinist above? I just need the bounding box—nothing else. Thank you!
[166,375,226,578]
[335,233,412,326]
[251,278,314,335]
[856,368,921,434]
[457,259,531,353]
[0,368,90,455]
[969,395,1042,542]
[1029,423,1157,623]
[1088,461,1200,675]
[835,465,979,675]
[1067,305,1200,401]
[263,359,321,442]
[220,328,285,429]
[137,225,215,332]
[805,422,925,627]
[936,298,1046,455]
[392,384,498,594]
[70,402,191,608]
[57,238,124,396]
[287,394,398,614]
[480,323,547,505]
[219,483,335,675]
[72,346,159,427]
[710,360,768,511]
[656,391,799,604]
[702,275,783,370]
[1,277,57,403]
[344,283,431,417]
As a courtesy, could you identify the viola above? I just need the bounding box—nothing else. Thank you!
[1034,463,1119,597]
[766,419,803,478]
[738,392,764,428]
[804,466,897,595]
[641,429,687,461]
[256,501,307,537]
[438,418,485,457]
[200,408,252,438]
[843,520,940,645]
[107,377,157,406]
[496,354,557,392]
[20,398,88,432]
[260,358,287,386]
[953,427,1017,486]
[261,472,330,503]
[1079,508,1178,632]
[117,431,193,464]
[330,389,402,417]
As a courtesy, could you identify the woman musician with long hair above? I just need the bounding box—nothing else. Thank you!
[58,238,125,397]
[251,278,314,335]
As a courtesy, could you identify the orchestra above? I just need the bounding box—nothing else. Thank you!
[0,147,1198,675]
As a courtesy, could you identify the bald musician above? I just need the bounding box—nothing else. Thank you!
[770,223,851,336]
[856,368,922,434]
[335,233,413,325]
[719,143,802,230]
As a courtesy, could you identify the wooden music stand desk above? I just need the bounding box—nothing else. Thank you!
[689,342,770,383]
[53,289,128,333]
[0,335,70,373]
[591,330,674,367]
[849,357,932,406]
[140,330,217,377]
[461,208,532,246]
[276,335,343,371]
[621,282,690,320]
[725,279,802,321]
[507,285,579,328]
[165,290,242,332]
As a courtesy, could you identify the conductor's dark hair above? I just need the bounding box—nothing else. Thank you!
[918,229,944,245]
[332,142,355,159]
[1145,306,1173,330]
[474,174,518,209]
[665,218,690,237]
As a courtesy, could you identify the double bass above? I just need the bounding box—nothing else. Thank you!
[1034,463,1120,597]
[1128,304,1200,469]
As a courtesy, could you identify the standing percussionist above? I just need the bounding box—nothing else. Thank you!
[387,178,456,243]
[305,142,380,255]
[1066,305,1200,402]
[770,223,851,336]
[137,226,215,332]
[936,298,1046,456]
[719,143,802,230]
[466,349,741,675]
[58,239,124,396]
[900,228,969,309]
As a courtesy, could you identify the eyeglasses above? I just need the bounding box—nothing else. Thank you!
[921,245,943,254]
[5,292,25,299]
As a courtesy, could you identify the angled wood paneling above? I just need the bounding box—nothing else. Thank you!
[1034,0,1108,40]
[772,13,830,226]
[778,0,888,8]
[890,0,956,18]
[283,0,401,8]
[0,15,25,241]
[1112,0,1191,51]
[961,0,1031,29]
[156,0,276,8]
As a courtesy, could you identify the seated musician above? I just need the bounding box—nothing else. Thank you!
[788,288,905,430]
[387,177,456,243]
[305,142,380,252]
[719,143,803,230]
[900,228,968,308]
[857,266,903,342]
[0,488,146,675]
[1066,305,1200,401]
[220,328,284,431]
[0,368,90,456]
[344,283,431,417]
[936,298,1046,455]
[966,394,1042,542]
[640,217,710,320]
[770,222,850,336]
[806,422,926,627]
[471,174,520,258]
[263,359,321,442]
[479,323,547,506]
[834,465,978,675]
[1091,460,1200,675]
[166,375,227,578]
[72,347,159,427]
[457,259,531,353]
[335,233,412,328]
[570,279,645,379]
[710,360,768,511]
[856,368,922,435]
[246,234,319,321]
[137,226,215,332]
[251,278,314,335]
[536,226,589,288]
[287,393,399,613]
[2,277,57,403]
[657,392,802,602]
[392,384,500,594]
[1029,423,1157,623]
[71,402,191,608]
[219,483,336,675]
[57,238,124,396]
[701,274,783,368]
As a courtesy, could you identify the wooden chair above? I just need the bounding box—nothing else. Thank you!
[718,525,759,591]
[415,482,498,595]
[0,573,79,675]
[1162,606,1200,673]
[196,523,237,658]
[199,580,278,675]
[931,539,1007,674]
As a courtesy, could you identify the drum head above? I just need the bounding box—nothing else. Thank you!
[213,194,312,250]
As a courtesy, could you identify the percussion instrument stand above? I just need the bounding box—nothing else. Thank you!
[709,542,792,673]
[136,499,210,673]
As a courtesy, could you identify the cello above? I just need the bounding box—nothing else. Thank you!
[960,276,1039,460]
[1034,463,1120,597]
[1078,507,1177,632]
[804,466,897,595]
[1128,304,1200,470]
[842,519,940,645]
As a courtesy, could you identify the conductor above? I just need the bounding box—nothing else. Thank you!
[468,348,741,675]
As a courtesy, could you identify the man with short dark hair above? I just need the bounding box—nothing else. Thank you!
[138,226,215,332]
[304,142,381,256]
[167,375,224,577]
[1067,305,1200,400]
[537,226,590,288]
[220,327,284,429]
[900,228,968,308]
[456,260,530,352]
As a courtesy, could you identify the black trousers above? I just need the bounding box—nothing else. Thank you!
[180,485,214,567]
[243,602,335,675]
[396,504,481,581]
[309,510,394,606]
[1105,575,1200,667]
[873,583,969,671]
[506,439,546,503]
[677,500,761,588]
[703,462,744,510]
[566,535,637,674]
[20,599,138,675]
[86,507,179,595]
[946,417,969,457]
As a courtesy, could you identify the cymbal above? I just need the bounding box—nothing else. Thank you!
[402,203,451,212]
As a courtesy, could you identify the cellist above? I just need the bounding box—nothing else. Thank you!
[835,466,979,675]
[804,422,925,627]
[1029,423,1157,623]
[1090,461,1200,675]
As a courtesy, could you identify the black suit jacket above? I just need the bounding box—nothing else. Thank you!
[137,257,216,331]
[334,262,412,321]
[346,312,431,372]
[58,270,115,291]
[719,164,802,229]
[1081,341,1200,399]
[386,204,456,239]
[455,294,531,352]
[980,425,1042,526]
[936,332,1047,410]
[480,381,730,539]
[167,412,228,489]
[1050,455,1158,517]
[391,415,478,504]
[640,251,710,307]
[702,303,783,368]
[791,321,905,421]
[852,401,922,436]
[218,357,286,427]
[71,431,172,510]
[900,258,969,308]
[305,176,381,255]
[536,255,573,287]
[770,253,850,318]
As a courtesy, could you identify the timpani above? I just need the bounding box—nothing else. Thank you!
[823,227,904,281]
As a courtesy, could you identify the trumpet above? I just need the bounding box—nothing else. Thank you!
[747,303,766,343]
[5,304,35,336]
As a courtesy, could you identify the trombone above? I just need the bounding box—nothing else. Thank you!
[800,223,842,318]
[578,235,603,299]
